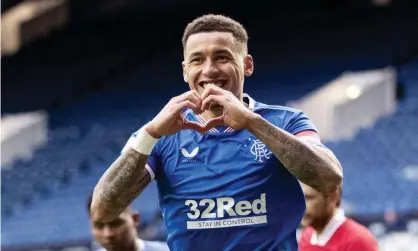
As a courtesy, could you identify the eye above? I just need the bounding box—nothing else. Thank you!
[109,219,124,227]
[191,58,203,63]
[216,55,230,62]
[94,222,104,229]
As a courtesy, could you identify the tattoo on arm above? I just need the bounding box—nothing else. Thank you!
[91,148,151,221]
[247,115,342,194]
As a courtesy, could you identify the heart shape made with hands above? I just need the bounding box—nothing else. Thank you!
[181,109,225,134]
[179,85,234,134]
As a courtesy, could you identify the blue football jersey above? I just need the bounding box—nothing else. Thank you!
[123,94,319,251]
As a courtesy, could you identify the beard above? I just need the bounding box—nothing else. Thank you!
[301,213,330,231]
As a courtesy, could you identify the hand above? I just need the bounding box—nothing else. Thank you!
[200,84,255,130]
[145,90,209,138]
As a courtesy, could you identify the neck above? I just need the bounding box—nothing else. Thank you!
[122,239,138,251]
[314,208,338,235]
[200,109,224,121]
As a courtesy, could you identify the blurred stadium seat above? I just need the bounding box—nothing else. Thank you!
[1,1,418,250]
[2,58,417,249]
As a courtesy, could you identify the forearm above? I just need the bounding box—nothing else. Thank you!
[246,114,342,194]
[91,148,151,222]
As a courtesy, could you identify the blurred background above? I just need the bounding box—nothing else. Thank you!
[1,0,418,250]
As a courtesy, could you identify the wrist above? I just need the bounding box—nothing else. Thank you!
[131,125,159,155]
[244,111,261,131]
[144,122,162,139]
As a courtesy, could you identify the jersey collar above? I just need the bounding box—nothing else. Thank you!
[136,238,145,251]
[193,93,255,133]
[195,114,231,133]
[310,208,346,246]
[243,93,255,111]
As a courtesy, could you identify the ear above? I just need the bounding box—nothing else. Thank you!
[182,61,187,83]
[244,54,254,77]
[132,211,140,227]
[327,189,340,207]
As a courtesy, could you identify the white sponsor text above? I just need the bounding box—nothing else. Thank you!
[185,193,267,229]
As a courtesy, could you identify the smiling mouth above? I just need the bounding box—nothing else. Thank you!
[199,80,228,89]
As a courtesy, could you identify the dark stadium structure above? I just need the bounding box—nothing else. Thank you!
[1,0,417,250]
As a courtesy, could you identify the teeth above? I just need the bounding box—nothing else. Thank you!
[203,82,224,88]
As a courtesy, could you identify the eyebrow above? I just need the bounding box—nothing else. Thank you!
[188,49,233,59]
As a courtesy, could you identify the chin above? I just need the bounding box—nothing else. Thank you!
[103,245,119,251]
[209,103,223,111]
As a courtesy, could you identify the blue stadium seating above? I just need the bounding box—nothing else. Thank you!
[2,52,417,248]
[327,60,418,214]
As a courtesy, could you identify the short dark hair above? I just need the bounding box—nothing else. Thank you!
[87,193,93,214]
[182,14,249,53]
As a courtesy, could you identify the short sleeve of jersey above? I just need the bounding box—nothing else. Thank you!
[120,131,162,181]
[283,110,318,135]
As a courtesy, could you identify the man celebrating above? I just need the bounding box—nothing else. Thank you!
[87,195,169,251]
[91,14,343,251]
[299,183,378,251]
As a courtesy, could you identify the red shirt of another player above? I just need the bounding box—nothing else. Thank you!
[299,209,378,251]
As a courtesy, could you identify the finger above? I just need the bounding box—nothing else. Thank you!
[169,92,202,114]
[184,91,203,113]
[200,84,225,101]
[190,90,203,114]
[201,94,225,111]
[172,91,201,107]
[190,90,201,101]
[173,100,198,113]
[183,120,206,134]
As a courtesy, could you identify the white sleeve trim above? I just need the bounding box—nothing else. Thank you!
[145,163,155,181]
[298,135,323,146]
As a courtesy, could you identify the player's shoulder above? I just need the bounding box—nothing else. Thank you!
[343,218,379,250]
[345,218,371,232]
[253,98,307,123]
[254,100,302,115]
[143,239,170,251]
[344,218,376,240]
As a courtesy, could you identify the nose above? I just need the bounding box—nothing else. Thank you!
[202,59,220,77]
[102,226,116,238]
